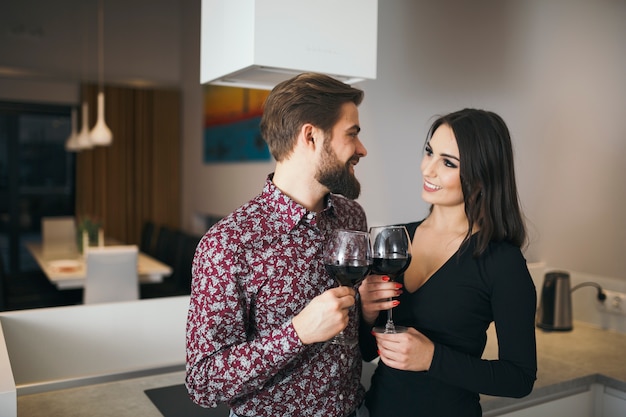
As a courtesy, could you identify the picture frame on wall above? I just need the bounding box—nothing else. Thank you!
[203,85,271,163]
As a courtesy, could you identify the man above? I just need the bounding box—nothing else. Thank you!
[186,73,369,417]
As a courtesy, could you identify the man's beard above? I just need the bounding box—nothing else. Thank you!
[316,142,361,200]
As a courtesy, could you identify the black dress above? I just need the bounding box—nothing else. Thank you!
[360,221,537,417]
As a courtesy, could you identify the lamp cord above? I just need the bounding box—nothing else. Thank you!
[571,281,607,302]
[97,0,104,90]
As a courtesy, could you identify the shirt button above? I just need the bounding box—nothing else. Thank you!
[339,394,344,400]
[306,213,313,220]
[340,354,346,360]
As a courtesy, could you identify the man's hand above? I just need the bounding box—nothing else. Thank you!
[292,286,355,345]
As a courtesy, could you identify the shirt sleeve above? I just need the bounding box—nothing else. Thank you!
[185,232,305,408]
[428,246,538,398]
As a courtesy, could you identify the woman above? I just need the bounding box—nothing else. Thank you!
[359,108,537,416]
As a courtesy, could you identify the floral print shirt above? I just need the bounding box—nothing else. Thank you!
[186,176,367,417]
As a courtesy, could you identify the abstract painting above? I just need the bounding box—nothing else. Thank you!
[203,85,271,163]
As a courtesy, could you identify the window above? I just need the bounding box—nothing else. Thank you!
[0,102,75,275]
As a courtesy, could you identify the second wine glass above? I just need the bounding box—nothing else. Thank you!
[369,225,412,334]
[323,229,371,345]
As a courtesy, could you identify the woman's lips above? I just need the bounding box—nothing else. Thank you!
[423,180,441,192]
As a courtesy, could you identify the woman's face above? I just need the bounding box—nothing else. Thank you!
[420,124,464,208]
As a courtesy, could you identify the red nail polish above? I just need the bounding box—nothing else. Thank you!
[377,349,380,356]
[382,276,390,282]
[392,300,400,307]
[395,283,402,289]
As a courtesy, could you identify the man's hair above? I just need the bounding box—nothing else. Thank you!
[260,72,364,161]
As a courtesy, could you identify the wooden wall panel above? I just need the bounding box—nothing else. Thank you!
[76,84,181,246]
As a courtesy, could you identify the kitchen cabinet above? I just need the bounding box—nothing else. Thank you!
[498,390,594,417]
[8,319,626,417]
[0,295,189,417]
[496,384,626,417]
[603,386,626,417]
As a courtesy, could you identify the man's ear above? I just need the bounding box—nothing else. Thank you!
[300,123,318,148]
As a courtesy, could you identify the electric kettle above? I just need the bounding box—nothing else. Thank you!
[536,271,573,331]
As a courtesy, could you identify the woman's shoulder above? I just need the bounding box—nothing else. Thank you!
[401,220,425,237]
[483,239,526,261]
[478,240,533,285]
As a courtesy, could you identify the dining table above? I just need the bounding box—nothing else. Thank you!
[25,241,173,290]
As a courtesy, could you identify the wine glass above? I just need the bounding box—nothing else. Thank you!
[323,229,372,345]
[369,225,412,334]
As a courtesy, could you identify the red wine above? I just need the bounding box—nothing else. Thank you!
[371,253,411,276]
[325,263,370,286]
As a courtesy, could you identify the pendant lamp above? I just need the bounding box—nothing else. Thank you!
[76,101,93,150]
[90,91,112,145]
[89,0,113,146]
[65,107,81,151]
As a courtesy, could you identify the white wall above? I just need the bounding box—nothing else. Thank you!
[1,0,625,282]
[356,0,626,282]
[182,0,626,281]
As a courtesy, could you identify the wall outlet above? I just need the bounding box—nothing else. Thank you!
[597,290,626,316]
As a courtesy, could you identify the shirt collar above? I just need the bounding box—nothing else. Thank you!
[262,174,336,232]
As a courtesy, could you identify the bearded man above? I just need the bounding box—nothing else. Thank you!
[186,73,370,417]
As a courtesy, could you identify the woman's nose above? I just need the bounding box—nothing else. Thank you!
[421,158,435,177]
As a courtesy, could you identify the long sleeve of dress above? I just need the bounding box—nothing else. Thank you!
[427,245,537,397]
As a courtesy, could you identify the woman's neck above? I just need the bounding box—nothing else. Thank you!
[423,205,469,235]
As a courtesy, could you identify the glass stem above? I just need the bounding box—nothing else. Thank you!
[385,304,396,333]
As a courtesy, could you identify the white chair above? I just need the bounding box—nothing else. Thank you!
[41,216,78,258]
[83,245,139,304]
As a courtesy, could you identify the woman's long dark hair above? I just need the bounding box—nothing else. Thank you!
[426,109,526,256]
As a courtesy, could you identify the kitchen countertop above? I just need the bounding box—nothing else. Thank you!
[17,370,189,417]
[16,321,626,417]
[481,320,626,415]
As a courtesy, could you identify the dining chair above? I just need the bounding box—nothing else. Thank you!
[154,226,185,268]
[83,245,139,304]
[41,216,78,258]
[140,221,157,257]
[140,232,201,299]
[175,233,202,294]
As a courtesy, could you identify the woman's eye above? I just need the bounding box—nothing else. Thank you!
[424,145,433,155]
[444,159,458,168]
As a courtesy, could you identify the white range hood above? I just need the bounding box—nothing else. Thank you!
[200,0,378,90]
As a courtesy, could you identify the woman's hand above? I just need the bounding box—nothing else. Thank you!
[374,327,434,372]
[358,274,403,325]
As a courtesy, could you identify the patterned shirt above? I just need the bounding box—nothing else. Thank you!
[186,176,368,417]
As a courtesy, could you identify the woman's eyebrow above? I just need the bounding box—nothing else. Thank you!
[441,152,460,162]
[426,140,460,162]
